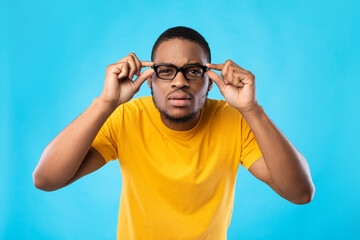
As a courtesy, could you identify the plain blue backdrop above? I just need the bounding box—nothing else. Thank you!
[1,0,359,239]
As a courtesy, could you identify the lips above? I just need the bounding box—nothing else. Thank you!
[168,92,191,100]
[168,91,192,107]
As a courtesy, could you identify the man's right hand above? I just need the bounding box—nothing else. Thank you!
[99,52,155,107]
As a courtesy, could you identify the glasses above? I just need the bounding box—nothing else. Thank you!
[151,63,209,81]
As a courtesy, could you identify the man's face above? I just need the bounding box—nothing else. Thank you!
[148,38,212,125]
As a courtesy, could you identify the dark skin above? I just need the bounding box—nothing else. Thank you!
[145,38,315,204]
[33,38,315,205]
[147,38,212,131]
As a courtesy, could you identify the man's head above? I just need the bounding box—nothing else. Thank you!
[148,26,213,128]
[151,26,211,64]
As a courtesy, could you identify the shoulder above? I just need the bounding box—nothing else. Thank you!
[205,98,242,119]
[202,98,243,136]
[111,96,157,123]
[114,96,152,112]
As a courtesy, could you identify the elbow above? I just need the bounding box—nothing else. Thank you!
[32,171,50,191]
[292,184,316,205]
[32,170,61,192]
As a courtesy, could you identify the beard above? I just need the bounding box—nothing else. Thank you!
[151,86,210,124]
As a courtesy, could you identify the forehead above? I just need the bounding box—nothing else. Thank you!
[154,38,207,67]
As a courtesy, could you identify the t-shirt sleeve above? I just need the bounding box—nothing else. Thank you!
[91,109,119,164]
[239,116,263,170]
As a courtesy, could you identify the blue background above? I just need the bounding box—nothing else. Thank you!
[1,0,359,239]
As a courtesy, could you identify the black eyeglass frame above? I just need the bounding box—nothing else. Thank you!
[151,63,209,81]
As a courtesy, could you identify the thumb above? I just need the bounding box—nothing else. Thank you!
[205,70,226,91]
[133,68,155,91]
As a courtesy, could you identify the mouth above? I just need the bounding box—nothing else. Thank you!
[168,98,192,107]
[168,97,191,100]
[167,90,192,107]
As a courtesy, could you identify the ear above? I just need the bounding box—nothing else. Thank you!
[147,74,153,88]
[208,78,213,91]
[205,71,213,91]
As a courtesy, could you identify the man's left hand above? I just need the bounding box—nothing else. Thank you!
[205,60,259,113]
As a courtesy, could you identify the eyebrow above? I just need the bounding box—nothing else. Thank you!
[157,62,204,67]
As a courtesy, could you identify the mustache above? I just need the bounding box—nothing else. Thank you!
[167,89,192,98]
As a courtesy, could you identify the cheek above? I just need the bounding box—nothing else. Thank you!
[198,94,207,106]
[194,85,209,106]
[152,81,168,99]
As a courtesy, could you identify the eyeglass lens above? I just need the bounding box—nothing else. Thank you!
[157,65,204,80]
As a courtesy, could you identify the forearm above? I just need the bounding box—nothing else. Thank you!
[240,105,315,202]
[33,97,117,190]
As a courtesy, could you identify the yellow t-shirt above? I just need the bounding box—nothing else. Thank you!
[91,96,262,240]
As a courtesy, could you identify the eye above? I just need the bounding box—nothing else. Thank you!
[185,67,203,76]
[190,70,200,74]
[157,66,176,77]
[159,69,171,73]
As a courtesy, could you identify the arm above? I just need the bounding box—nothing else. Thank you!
[33,53,155,191]
[243,105,315,204]
[60,147,107,189]
[205,60,315,204]
[33,97,117,191]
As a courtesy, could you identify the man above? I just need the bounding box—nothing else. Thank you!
[33,26,315,239]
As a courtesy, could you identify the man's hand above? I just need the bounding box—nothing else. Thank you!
[205,60,259,113]
[34,54,155,191]
[99,52,155,107]
[206,61,315,204]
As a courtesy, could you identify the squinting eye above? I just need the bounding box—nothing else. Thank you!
[186,68,202,76]
[159,69,171,73]
[157,66,175,77]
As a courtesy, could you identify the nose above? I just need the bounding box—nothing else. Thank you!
[171,71,189,88]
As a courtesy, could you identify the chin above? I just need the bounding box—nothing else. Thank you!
[152,93,199,124]
[163,110,198,124]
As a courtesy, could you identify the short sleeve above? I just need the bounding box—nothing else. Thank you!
[239,116,263,170]
[91,109,120,164]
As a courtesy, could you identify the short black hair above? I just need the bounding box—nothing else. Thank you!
[151,26,211,63]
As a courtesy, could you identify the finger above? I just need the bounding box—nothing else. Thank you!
[133,68,155,91]
[206,63,224,71]
[221,63,231,84]
[234,68,249,74]
[237,78,245,88]
[140,61,155,68]
[129,53,142,76]
[227,68,234,85]
[114,62,130,79]
[205,70,226,91]
[129,54,141,77]
[234,72,247,87]
[110,62,129,80]
[127,55,138,80]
